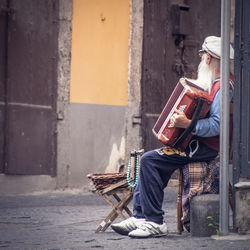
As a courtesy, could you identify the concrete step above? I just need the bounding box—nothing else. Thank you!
[190,194,220,237]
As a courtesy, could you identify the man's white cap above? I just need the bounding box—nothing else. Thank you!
[201,36,234,60]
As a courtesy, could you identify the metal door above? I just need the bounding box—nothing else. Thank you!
[1,0,58,175]
[234,0,250,179]
[141,0,221,152]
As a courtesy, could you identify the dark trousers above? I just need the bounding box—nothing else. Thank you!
[132,140,218,224]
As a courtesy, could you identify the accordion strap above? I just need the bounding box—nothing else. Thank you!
[173,98,206,149]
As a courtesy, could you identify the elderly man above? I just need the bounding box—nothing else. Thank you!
[111,36,234,238]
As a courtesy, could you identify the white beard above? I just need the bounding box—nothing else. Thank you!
[196,59,214,93]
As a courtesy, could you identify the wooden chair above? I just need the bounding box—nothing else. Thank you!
[177,168,184,234]
[87,149,144,232]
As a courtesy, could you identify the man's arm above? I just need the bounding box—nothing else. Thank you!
[172,89,233,137]
[192,89,233,137]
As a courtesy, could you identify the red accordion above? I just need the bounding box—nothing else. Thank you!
[152,78,213,151]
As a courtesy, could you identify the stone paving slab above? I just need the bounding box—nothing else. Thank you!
[0,187,250,249]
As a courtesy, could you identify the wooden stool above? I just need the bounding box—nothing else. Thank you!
[87,149,144,232]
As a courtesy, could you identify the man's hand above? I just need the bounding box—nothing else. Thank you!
[170,109,191,128]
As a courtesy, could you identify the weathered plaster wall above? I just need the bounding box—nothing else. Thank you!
[68,0,130,190]
[70,103,126,189]
[58,0,144,190]
[56,0,72,189]
[125,0,144,161]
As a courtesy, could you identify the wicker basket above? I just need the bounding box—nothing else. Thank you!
[87,172,128,190]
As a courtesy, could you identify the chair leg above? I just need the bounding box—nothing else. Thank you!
[104,194,127,220]
[96,207,119,233]
[113,193,133,217]
[177,169,184,234]
[96,191,133,232]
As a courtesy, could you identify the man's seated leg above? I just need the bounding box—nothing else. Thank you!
[127,149,178,238]
[111,178,146,235]
[111,145,212,238]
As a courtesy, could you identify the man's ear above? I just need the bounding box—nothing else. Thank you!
[206,53,212,65]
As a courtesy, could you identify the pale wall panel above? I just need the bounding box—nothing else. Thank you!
[70,0,130,105]
[69,102,126,188]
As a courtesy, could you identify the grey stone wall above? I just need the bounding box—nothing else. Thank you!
[235,182,250,234]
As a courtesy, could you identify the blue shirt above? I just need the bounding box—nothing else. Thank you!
[192,89,233,137]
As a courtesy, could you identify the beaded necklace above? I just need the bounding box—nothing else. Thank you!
[126,150,139,188]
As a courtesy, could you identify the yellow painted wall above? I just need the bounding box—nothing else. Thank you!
[70,0,130,106]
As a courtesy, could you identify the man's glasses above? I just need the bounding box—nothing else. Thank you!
[198,50,207,57]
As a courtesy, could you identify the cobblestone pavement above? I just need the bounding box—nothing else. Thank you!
[0,187,250,249]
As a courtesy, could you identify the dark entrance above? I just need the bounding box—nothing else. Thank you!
[233,0,250,180]
[141,0,221,152]
[0,0,58,175]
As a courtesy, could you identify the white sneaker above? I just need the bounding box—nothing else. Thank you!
[111,217,146,235]
[128,221,168,238]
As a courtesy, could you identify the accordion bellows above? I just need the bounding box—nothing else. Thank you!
[152,78,213,151]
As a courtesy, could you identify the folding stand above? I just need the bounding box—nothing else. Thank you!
[87,149,144,232]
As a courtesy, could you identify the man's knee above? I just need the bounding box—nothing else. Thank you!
[140,151,155,166]
[140,150,158,174]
